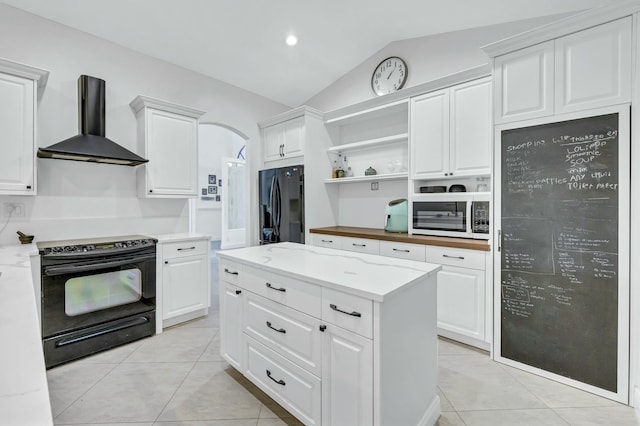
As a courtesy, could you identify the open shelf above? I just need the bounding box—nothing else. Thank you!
[324,172,408,184]
[327,133,408,154]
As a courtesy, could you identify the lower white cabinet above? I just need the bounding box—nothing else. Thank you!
[156,234,211,333]
[218,245,440,426]
[379,240,426,261]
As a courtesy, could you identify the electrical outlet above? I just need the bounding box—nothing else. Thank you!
[4,202,25,217]
[371,182,379,191]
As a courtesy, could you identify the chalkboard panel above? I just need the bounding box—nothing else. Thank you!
[500,112,621,392]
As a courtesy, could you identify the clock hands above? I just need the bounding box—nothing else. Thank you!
[387,64,397,80]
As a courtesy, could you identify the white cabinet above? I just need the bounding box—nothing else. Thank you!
[425,246,487,347]
[218,245,440,426]
[322,324,373,425]
[130,95,205,198]
[156,235,211,332]
[494,17,631,124]
[313,234,344,250]
[0,59,48,195]
[379,240,426,262]
[410,77,492,179]
[262,116,304,163]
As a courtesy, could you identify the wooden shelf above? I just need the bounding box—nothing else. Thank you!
[327,133,408,154]
[324,172,407,184]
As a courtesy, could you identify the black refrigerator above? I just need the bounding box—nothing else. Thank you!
[259,165,304,244]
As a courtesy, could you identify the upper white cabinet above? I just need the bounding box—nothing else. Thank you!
[130,95,205,198]
[493,17,631,124]
[410,77,491,180]
[555,17,632,114]
[0,58,48,195]
[259,107,323,167]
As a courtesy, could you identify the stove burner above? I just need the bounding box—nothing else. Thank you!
[40,237,157,256]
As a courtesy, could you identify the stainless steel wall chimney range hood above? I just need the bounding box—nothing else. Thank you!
[37,75,148,166]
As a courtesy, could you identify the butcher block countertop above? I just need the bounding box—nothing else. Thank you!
[310,226,491,252]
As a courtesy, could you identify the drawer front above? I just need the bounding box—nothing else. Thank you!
[163,239,208,259]
[219,260,242,285]
[244,336,321,426]
[322,288,373,339]
[243,266,321,318]
[341,237,379,255]
[379,240,426,262]
[244,292,322,375]
[425,246,485,270]
[313,234,343,250]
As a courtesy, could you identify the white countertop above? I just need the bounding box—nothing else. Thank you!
[0,244,53,425]
[217,242,441,302]
[154,232,211,243]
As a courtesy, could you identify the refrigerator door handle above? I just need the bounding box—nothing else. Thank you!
[273,176,281,238]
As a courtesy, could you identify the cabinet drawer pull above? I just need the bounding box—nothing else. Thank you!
[329,303,361,318]
[235,290,242,295]
[177,246,196,251]
[266,282,286,292]
[321,239,333,243]
[224,268,239,276]
[266,321,286,334]
[392,248,410,253]
[442,254,465,260]
[352,243,366,247]
[266,369,286,386]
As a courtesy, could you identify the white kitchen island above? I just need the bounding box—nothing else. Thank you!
[217,242,441,426]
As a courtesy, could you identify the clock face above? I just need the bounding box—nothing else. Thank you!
[371,57,407,96]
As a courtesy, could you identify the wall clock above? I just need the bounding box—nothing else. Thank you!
[371,56,408,96]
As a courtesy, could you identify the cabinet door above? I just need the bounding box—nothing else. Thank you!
[322,324,373,426]
[282,116,304,158]
[450,77,492,177]
[437,265,485,341]
[163,254,209,319]
[410,89,449,179]
[0,73,35,194]
[263,124,283,162]
[555,17,632,114]
[220,281,243,370]
[146,109,198,196]
[494,41,554,124]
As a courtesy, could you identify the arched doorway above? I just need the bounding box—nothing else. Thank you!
[190,123,248,249]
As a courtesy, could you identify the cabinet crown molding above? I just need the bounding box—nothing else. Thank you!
[482,0,640,58]
[258,105,323,128]
[0,57,49,98]
[129,94,206,118]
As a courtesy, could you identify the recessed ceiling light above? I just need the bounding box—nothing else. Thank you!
[285,35,298,46]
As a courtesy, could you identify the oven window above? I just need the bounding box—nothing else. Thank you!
[65,269,142,316]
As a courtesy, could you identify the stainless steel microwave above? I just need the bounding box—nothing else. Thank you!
[411,193,490,239]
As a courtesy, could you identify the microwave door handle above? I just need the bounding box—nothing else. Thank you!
[467,201,473,234]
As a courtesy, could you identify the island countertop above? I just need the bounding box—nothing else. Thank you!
[0,244,53,425]
[216,242,441,302]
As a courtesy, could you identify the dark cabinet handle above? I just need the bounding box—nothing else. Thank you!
[319,324,326,332]
[443,254,464,260]
[266,369,285,386]
[330,303,361,318]
[177,246,196,251]
[266,282,286,292]
[352,243,366,247]
[321,239,333,243]
[164,261,168,264]
[224,268,239,276]
[393,248,410,253]
[235,290,242,295]
[266,321,286,334]
[26,185,32,189]
[149,190,153,193]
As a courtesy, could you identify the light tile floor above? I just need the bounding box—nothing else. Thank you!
[46,243,640,425]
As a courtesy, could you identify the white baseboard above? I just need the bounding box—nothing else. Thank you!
[418,395,441,426]
[159,308,209,333]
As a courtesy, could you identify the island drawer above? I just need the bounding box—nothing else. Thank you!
[219,260,242,285]
[322,288,373,339]
[244,336,321,426]
[379,240,426,262]
[341,237,380,255]
[425,246,485,270]
[243,266,321,318]
[244,291,322,376]
[162,239,209,259]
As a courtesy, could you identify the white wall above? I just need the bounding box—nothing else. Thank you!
[195,124,246,240]
[0,4,287,246]
[305,14,571,112]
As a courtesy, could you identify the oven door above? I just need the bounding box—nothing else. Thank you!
[412,201,471,237]
[41,251,156,339]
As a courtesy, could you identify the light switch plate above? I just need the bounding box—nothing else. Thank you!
[371,182,379,191]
